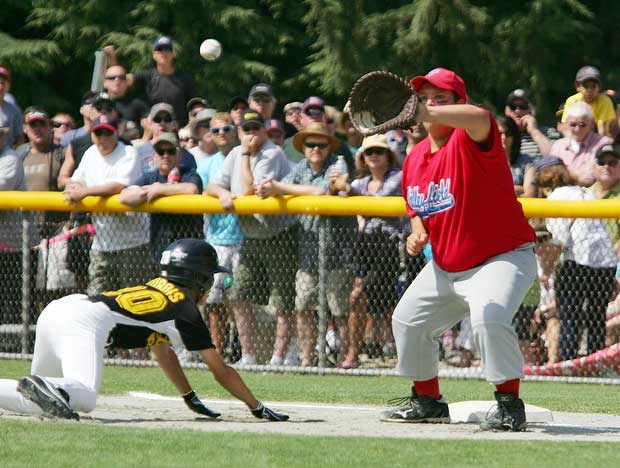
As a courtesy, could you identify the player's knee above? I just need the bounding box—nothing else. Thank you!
[71,390,97,413]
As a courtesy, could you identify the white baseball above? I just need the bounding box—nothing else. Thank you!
[200,39,222,61]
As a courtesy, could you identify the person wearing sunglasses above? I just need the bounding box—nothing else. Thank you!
[248,83,276,120]
[177,126,197,150]
[257,121,357,368]
[50,113,75,146]
[195,112,243,357]
[189,108,218,165]
[206,109,299,366]
[103,36,197,127]
[283,102,303,130]
[534,156,617,363]
[549,101,613,187]
[120,132,203,263]
[589,144,620,255]
[559,66,617,139]
[63,115,151,296]
[283,97,355,171]
[103,64,149,134]
[134,102,195,175]
[504,88,558,158]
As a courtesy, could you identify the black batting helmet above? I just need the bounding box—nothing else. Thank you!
[159,239,231,292]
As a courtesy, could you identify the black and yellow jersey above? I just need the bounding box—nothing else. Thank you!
[90,277,213,351]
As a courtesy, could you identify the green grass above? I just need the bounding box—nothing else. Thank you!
[1,420,618,468]
[2,359,620,467]
[1,359,617,413]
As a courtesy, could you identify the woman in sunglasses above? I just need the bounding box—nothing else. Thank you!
[337,134,406,369]
[549,102,613,187]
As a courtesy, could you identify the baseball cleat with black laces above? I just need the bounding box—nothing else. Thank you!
[381,387,451,423]
[17,375,80,420]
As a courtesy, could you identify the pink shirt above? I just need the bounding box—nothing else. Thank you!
[549,132,612,186]
[402,113,535,272]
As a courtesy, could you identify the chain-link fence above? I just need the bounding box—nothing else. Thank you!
[1,197,619,379]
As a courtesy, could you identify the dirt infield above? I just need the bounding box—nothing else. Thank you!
[5,392,618,442]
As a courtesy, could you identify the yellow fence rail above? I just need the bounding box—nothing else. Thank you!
[1,191,620,218]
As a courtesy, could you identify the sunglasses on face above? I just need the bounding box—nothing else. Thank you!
[155,146,177,156]
[569,122,587,128]
[28,121,48,129]
[153,114,173,124]
[304,141,329,150]
[252,96,272,104]
[508,103,529,111]
[286,109,302,115]
[104,75,127,81]
[95,102,115,112]
[364,147,387,156]
[304,108,324,116]
[93,129,114,137]
[596,158,619,167]
[52,121,73,129]
[242,124,262,132]
[180,137,195,143]
[210,125,235,134]
[155,46,173,53]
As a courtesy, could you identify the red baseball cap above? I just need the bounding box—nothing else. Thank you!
[0,66,11,81]
[410,68,467,102]
[91,115,119,133]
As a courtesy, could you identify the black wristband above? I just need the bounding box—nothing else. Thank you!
[241,151,251,156]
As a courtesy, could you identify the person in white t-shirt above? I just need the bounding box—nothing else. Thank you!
[64,115,152,295]
[535,156,617,361]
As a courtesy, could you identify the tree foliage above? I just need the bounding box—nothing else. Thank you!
[1,0,619,123]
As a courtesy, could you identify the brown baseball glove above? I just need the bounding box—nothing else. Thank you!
[347,71,420,136]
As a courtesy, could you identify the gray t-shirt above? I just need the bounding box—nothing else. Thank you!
[211,140,297,238]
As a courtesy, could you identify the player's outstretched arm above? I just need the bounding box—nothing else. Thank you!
[198,348,289,421]
[151,342,221,418]
[417,103,490,143]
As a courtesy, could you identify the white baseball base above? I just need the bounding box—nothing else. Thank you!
[448,400,553,423]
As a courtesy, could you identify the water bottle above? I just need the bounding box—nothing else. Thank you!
[223,275,234,289]
[167,166,181,183]
[334,155,348,175]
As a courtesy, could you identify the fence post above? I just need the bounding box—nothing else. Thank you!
[21,215,32,355]
[317,220,328,368]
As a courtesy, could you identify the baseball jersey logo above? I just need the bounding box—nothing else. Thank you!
[406,178,455,218]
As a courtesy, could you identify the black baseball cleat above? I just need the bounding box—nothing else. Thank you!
[381,387,451,423]
[480,391,527,432]
[17,375,80,420]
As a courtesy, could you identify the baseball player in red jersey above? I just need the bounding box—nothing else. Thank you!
[0,239,288,422]
[381,68,536,431]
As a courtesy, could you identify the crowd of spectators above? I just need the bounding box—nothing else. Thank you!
[1,38,619,367]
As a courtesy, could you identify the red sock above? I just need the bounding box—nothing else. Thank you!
[413,377,440,400]
[495,378,520,396]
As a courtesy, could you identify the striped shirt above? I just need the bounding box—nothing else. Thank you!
[520,125,561,158]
